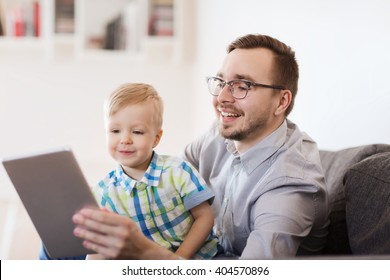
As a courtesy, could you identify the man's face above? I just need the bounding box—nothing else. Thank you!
[213,48,282,150]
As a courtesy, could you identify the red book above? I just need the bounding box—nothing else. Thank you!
[33,1,40,37]
[14,7,25,36]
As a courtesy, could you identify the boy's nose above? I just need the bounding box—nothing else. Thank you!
[120,134,132,144]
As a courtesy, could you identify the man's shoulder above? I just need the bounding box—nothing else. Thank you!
[269,119,324,182]
[286,119,317,147]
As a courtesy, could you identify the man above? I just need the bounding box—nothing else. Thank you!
[72,34,329,259]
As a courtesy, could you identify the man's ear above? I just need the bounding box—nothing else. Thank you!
[275,90,292,116]
[153,129,163,148]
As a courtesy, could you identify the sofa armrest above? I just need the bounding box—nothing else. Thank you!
[319,144,390,254]
[345,152,390,254]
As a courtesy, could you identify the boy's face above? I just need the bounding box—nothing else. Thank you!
[105,102,162,179]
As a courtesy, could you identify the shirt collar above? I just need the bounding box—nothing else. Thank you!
[225,120,287,174]
[116,151,163,191]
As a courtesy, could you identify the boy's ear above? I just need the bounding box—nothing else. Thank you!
[153,129,163,148]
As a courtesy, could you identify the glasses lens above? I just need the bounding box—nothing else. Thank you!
[206,78,250,99]
[207,77,223,96]
[230,81,249,99]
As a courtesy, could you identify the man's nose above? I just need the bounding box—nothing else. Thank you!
[217,84,235,103]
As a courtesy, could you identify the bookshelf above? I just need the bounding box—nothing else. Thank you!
[0,0,44,44]
[0,0,42,38]
[0,0,64,58]
[0,0,186,61]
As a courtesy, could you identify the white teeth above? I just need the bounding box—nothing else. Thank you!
[221,111,240,117]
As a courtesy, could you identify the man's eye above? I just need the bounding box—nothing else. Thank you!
[236,82,249,91]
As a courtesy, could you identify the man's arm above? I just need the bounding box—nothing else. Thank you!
[241,186,326,259]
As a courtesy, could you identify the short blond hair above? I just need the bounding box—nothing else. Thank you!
[104,83,164,129]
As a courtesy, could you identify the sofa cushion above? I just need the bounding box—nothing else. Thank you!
[344,152,390,254]
[319,144,390,254]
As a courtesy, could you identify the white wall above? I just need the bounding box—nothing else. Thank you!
[1,0,390,259]
[0,56,195,182]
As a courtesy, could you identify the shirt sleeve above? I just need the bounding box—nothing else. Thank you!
[241,184,319,259]
[91,183,102,205]
[173,160,215,211]
[183,121,219,170]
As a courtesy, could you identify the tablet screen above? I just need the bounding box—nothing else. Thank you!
[2,147,98,258]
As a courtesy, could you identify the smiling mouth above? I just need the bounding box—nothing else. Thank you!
[220,111,241,117]
[119,150,135,155]
[218,108,242,118]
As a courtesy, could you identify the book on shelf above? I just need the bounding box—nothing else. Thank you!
[0,0,5,36]
[148,0,174,36]
[151,0,174,5]
[14,5,24,36]
[104,15,123,50]
[54,0,74,34]
[102,1,141,52]
[33,0,40,37]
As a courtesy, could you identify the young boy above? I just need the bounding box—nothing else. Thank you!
[88,83,218,259]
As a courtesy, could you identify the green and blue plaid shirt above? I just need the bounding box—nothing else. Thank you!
[92,152,218,259]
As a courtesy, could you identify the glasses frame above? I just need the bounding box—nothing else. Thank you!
[205,76,285,99]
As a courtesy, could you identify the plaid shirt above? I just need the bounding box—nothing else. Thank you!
[92,152,218,259]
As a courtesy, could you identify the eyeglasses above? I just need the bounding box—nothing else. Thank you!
[205,76,285,99]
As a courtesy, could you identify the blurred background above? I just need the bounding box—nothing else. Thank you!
[1,0,389,259]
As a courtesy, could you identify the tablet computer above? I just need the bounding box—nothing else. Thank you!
[2,147,99,259]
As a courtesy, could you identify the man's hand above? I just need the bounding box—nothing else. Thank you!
[73,208,179,260]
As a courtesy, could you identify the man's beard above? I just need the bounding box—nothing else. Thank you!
[218,117,268,141]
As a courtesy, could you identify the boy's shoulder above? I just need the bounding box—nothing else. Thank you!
[155,153,197,172]
[95,167,121,187]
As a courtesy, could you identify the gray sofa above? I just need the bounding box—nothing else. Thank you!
[319,144,390,255]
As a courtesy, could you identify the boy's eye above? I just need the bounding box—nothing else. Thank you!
[111,129,120,133]
[133,130,144,135]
